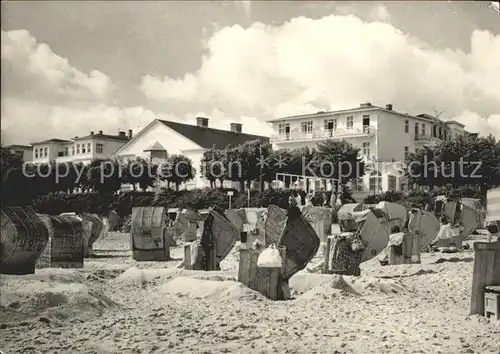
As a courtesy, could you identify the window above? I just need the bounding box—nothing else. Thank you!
[76,144,80,154]
[301,121,313,134]
[43,147,48,157]
[64,147,69,156]
[362,142,370,156]
[404,146,409,160]
[15,150,23,158]
[82,144,86,153]
[433,125,437,137]
[351,178,364,192]
[72,146,75,155]
[362,115,370,129]
[278,123,290,136]
[405,120,409,133]
[388,175,397,191]
[414,122,419,137]
[87,143,92,153]
[35,149,39,159]
[346,116,353,129]
[96,143,104,154]
[422,124,426,136]
[324,119,337,131]
[369,171,382,193]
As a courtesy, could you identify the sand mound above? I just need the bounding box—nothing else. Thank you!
[160,276,266,301]
[112,267,237,286]
[1,281,119,324]
[350,276,408,295]
[297,275,361,300]
[289,273,332,295]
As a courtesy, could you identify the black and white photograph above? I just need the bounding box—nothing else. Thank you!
[1,1,499,353]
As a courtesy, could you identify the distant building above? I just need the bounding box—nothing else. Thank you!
[112,117,269,190]
[31,130,132,165]
[267,102,465,199]
[3,144,33,162]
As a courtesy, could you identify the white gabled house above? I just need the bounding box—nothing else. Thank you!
[111,117,269,190]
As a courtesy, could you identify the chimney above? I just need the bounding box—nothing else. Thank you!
[90,131,94,135]
[360,102,372,108]
[118,131,126,137]
[98,130,103,135]
[230,123,242,133]
[196,117,209,128]
[386,104,393,110]
[128,129,133,140]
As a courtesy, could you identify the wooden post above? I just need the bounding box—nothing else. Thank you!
[238,246,287,300]
[412,232,422,263]
[312,221,325,243]
[323,237,332,274]
[388,234,412,265]
[183,242,216,271]
[206,243,217,271]
[470,240,500,315]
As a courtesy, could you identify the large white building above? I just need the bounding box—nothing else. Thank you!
[267,102,465,198]
[30,130,132,165]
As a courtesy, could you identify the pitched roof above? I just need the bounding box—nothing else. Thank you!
[444,120,465,128]
[4,144,32,149]
[74,133,129,142]
[143,141,166,152]
[158,120,269,149]
[31,138,72,145]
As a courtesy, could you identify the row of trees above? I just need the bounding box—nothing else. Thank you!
[200,139,365,191]
[406,133,500,198]
[1,150,195,206]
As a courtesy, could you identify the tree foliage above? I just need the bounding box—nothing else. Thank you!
[405,132,500,196]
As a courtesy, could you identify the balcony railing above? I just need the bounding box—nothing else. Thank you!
[270,125,376,143]
[414,135,443,144]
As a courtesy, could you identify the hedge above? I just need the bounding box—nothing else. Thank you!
[30,187,355,218]
[30,188,291,217]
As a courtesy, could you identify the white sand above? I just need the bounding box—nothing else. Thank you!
[1,231,498,354]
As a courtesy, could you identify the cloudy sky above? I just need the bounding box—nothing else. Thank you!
[1,1,499,145]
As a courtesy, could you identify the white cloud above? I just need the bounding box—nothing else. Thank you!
[370,4,391,22]
[0,29,123,145]
[140,14,500,137]
[1,29,114,100]
[0,98,162,145]
[452,111,500,138]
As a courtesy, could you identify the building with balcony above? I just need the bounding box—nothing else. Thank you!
[3,144,33,163]
[30,130,132,165]
[267,102,465,198]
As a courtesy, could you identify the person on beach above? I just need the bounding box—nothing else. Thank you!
[378,225,405,266]
[288,191,297,207]
[322,191,329,206]
[430,216,454,249]
[295,191,302,206]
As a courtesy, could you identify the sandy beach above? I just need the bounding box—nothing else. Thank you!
[1,231,498,354]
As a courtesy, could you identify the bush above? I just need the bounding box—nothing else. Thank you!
[32,192,115,216]
[29,187,356,217]
[364,191,405,204]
